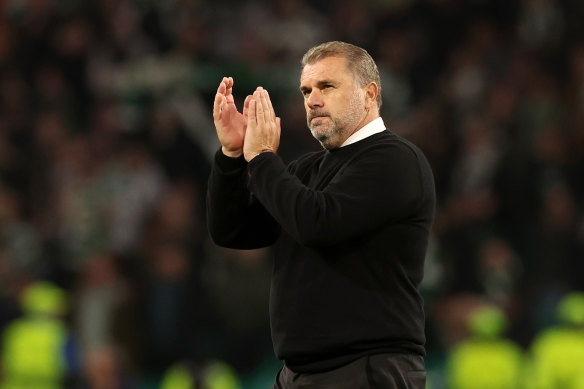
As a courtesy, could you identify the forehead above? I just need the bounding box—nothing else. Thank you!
[300,56,353,85]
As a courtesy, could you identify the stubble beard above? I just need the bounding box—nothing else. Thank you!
[307,91,365,150]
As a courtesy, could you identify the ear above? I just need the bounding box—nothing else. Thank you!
[363,82,378,110]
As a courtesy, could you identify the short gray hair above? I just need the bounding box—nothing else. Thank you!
[301,41,382,109]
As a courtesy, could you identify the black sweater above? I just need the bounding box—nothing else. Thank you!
[206,129,436,373]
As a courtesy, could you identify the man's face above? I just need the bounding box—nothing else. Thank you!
[300,56,367,149]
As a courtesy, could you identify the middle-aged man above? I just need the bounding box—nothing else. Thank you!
[207,41,436,388]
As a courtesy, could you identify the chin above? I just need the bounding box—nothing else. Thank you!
[311,130,328,144]
[314,134,340,150]
[319,141,335,150]
[310,124,331,137]
[311,127,342,149]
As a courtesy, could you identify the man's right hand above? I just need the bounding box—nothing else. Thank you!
[213,77,251,158]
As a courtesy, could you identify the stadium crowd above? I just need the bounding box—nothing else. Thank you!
[0,0,583,388]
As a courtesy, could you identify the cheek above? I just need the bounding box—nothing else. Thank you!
[329,96,348,114]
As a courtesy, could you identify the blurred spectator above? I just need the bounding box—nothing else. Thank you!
[145,103,214,182]
[477,237,522,311]
[52,133,116,273]
[200,246,272,373]
[73,253,129,357]
[445,304,525,389]
[137,242,196,372]
[83,343,137,389]
[329,0,377,48]
[141,181,204,253]
[0,281,75,389]
[375,26,417,122]
[108,135,167,255]
[433,294,486,351]
[527,292,584,389]
[520,182,584,333]
[0,186,43,278]
[518,0,565,50]
[127,233,218,383]
[241,0,332,64]
[160,360,241,389]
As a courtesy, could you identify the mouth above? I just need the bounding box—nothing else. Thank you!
[309,113,330,122]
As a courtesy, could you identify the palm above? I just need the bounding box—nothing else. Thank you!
[218,99,246,147]
[213,77,249,156]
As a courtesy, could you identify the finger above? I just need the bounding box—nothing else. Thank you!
[254,91,265,123]
[261,90,275,124]
[263,89,277,122]
[254,86,263,103]
[216,77,227,96]
[258,90,269,124]
[213,93,225,121]
[248,99,257,128]
[225,77,233,96]
[243,95,252,119]
[225,78,235,104]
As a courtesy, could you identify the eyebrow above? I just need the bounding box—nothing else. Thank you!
[299,79,337,92]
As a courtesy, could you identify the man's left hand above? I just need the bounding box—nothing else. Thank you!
[244,87,281,162]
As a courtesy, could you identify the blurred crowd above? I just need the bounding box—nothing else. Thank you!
[0,0,583,388]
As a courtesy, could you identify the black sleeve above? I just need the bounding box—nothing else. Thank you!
[206,149,281,249]
[247,144,429,247]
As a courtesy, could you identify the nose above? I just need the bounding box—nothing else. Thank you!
[306,89,323,108]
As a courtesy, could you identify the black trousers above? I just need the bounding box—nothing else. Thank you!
[273,353,426,389]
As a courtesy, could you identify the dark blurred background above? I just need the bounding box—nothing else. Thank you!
[0,0,583,388]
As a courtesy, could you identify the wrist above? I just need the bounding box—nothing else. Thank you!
[221,146,243,158]
[246,149,274,162]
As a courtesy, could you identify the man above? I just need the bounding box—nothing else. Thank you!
[207,41,435,388]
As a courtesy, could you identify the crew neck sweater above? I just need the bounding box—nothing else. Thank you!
[207,129,436,373]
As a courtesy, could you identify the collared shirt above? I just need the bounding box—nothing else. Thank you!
[340,117,386,148]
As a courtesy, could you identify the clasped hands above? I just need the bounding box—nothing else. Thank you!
[213,77,281,162]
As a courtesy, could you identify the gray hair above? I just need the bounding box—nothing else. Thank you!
[301,41,382,109]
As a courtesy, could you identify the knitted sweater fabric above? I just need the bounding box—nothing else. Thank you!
[206,129,436,373]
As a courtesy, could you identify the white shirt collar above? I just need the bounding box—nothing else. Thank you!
[340,117,386,147]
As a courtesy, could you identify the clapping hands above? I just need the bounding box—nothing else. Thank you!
[213,78,280,161]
